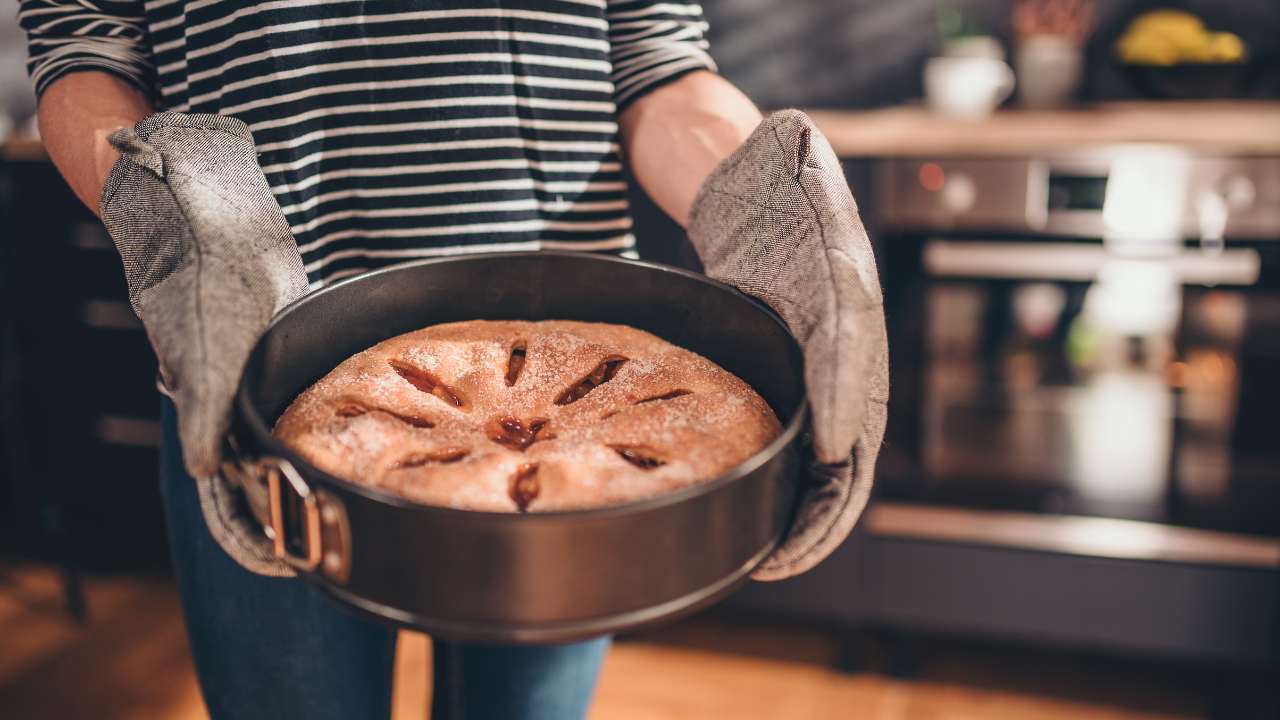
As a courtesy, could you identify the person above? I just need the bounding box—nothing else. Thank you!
[18,1,888,718]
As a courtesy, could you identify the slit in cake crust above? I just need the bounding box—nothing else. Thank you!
[505,340,527,386]
[555,356,627,405]
[509,463,540,511]
[388,359,465,408]
[601,389,693,419]
[487,416,551,452]
[610,445,666,470]
[335,401,434,428]
[391,447,470,469]
[636,389,693,404]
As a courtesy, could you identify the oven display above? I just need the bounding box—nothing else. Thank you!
[1048,173,1108,212]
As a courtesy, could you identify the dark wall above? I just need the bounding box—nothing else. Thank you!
[702,0,1280,109]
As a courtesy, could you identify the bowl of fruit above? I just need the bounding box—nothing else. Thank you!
[1115,9,1252,99]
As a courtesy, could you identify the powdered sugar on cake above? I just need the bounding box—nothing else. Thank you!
[273,320,782,512]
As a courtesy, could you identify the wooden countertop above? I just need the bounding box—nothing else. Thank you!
[808,101,1280,157]
[0,135,46,161]
[6,101,1279,162]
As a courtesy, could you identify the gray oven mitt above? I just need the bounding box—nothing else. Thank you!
[687,110,889,581]
[100,112,309,576]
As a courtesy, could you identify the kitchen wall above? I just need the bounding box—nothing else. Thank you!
[3,1,1275,127]
[0,7,36,129]
[702,0,1280,108]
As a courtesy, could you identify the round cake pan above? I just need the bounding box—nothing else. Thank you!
[224,252,806,644]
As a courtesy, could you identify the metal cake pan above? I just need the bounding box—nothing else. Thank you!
[223,252,806,643]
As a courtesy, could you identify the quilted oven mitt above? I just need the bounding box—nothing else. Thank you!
[100,112,309,575]
[687,110,889,580]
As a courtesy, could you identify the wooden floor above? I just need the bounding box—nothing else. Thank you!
[0,564,1217,719]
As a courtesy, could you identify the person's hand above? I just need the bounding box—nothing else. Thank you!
[100,112,310,574]
[686,110,888,580]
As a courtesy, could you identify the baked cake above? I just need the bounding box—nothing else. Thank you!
[273,320,782,512]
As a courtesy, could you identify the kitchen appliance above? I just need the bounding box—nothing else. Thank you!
[734,148,1280,666]
[222,252,806,644]
[878,150,1280,538]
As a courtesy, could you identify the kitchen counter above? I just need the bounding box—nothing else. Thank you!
[0,134,43,161]
[7,101,1279,162]
[808,101,1280,157]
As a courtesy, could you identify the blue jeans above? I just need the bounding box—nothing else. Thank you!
[159,400,609,719]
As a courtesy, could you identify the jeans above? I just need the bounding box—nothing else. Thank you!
[159,399,609,719]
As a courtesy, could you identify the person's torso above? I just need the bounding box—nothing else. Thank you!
[144,0,633,286]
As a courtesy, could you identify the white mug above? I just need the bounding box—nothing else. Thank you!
[924,56,1016,120]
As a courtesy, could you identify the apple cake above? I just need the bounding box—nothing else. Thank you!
[273,320,782,512]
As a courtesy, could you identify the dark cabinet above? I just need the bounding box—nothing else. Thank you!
[2,155,166,571]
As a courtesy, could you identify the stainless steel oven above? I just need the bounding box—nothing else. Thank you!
[733,148,1280,668]
[878,150,1280,538]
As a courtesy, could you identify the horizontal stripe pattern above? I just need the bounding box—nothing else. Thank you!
[18,0,155,98]
[18,0,715,286]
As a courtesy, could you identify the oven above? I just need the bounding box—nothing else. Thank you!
[732,148,1280,667]
[877,150,1280,538]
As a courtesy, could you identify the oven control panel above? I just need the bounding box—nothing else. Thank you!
[880,152,1280,240]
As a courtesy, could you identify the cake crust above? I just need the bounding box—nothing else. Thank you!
[273,320,782,512]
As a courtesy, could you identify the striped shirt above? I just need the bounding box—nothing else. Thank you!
[18,0,715,287]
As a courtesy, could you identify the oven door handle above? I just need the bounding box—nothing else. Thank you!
[923,240,1261,286]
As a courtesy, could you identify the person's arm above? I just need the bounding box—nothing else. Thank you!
[603,1,752,226]
[18,0,156,213]
[608,7,886,585]
[619,70,761,227]
[37,72,152,214]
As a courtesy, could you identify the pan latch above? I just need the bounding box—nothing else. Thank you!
[265,458,322,571]
[224,447,352,583]
[263,458,353,582]
[263,458,352,582]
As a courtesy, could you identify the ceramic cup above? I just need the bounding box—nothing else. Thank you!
[924,56,1016,120]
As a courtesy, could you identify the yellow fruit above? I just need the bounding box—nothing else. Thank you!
[1207,32,1246,63]
[1180,36,1217,63]
[1117,33,1178,65]
[1116,10,1248,65]
[1128,9,1205,37]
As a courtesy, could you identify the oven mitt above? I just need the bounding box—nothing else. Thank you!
[100,112,309,576]
[687,109,888,581]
